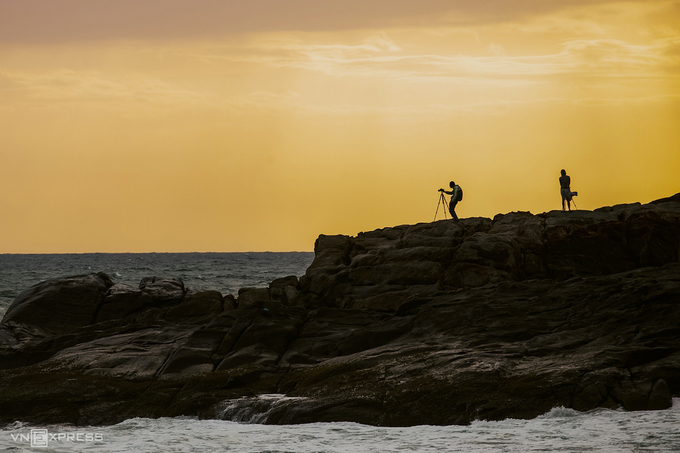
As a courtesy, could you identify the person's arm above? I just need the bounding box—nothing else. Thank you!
[439,189,454,195]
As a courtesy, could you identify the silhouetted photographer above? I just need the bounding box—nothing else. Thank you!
[560,169,578,211]
[437,181,463,221]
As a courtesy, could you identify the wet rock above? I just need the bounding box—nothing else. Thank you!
[348,261,442,286]
[223,294,237,311]
[47,327,192,380]
[572,382,609,412]
[139,277,186,303]
[443,262,509,288]
[270,276,299,290]
[282,286,300,306]
[269,276,301,306]
[165,289,224,323]
[2,272,113,335]
[0,194,679,426]
[237,288,271,310]
[648,379,672,410]
[95,283,152,323]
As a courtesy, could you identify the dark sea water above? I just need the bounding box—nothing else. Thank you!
[0,252,315,318]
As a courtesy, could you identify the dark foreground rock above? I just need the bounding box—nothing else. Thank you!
[1,196,680,426]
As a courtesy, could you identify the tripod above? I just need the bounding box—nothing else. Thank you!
[434,192,449,221]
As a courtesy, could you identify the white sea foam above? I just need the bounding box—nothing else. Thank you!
[2,399,679,452]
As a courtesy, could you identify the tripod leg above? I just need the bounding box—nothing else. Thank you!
[434,195,441,222]
[441,194,448,220]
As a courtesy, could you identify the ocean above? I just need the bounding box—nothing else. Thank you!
[3,402,680,452]
[0,252,315,319]
[1,253,679,452]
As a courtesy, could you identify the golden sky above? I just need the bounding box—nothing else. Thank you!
[1,0,679,253]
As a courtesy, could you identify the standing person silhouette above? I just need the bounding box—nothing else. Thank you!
[439,181,463,221]
[559,169,572,211]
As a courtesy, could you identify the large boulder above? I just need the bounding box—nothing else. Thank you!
[165,289,225,323]
[95,283,152,323]
[139,277,186,303]
[2,272,113,335]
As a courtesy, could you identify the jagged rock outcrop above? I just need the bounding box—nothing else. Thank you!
[1,195,679,426]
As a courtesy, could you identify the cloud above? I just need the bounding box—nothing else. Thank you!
[0,69,217,110]
[560,38,680,74]
[227,87,680,120]
[205,34,680,82]
[0,0,632,44]
[488,44,506,57]
[1,0,677,119]
[190,30,680,118]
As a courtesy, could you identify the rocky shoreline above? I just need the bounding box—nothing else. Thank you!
[1,194,679,426]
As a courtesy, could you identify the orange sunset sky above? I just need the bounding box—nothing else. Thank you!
[1,0,678,253]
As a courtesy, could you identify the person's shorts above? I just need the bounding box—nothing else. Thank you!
[561,188,572,201]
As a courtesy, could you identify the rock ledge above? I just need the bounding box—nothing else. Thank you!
[1,195,679,426]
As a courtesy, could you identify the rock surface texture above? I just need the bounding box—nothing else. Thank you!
[1,194,680,426]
